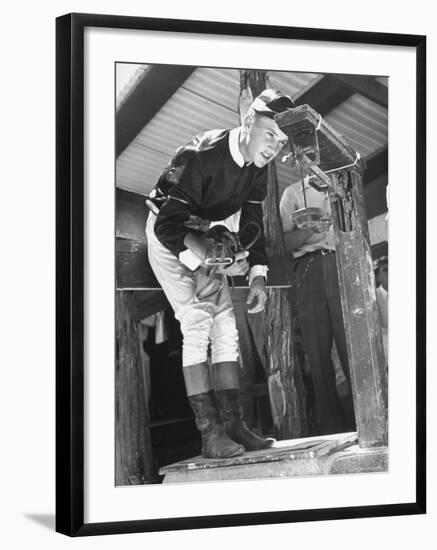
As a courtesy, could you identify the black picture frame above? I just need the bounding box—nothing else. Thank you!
[56,12,426,537]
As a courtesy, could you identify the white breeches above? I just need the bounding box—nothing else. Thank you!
[146,214,239,367]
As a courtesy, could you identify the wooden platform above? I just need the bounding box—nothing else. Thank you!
[158,432,383,484]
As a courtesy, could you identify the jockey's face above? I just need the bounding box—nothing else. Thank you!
[242,113,288,168]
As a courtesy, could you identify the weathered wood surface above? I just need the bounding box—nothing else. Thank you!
[116,237,160,289]
[329,445,388,475]
[115,291,157,485]
[159,432,357,474]
[130,289,169,321]
[116,188,148,241]
[263,286,308,439]
[263,158,286,254]
[160,437,388,483]
[295,75,354,116]
[330,74,388,108]
[117,241,293,289]
[330,169,388,448]
[262,133,307,440]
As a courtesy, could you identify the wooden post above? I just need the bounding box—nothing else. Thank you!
[238,70,308,439]
[330,168,388,447]
[262,162,307,438]
[115,290,157,484]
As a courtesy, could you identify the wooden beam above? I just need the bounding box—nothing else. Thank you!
[294,75,353,115]
[365,175,388,219]
[363,146,388,218]
[331,74,388,108]
[116,237,160,289]
[364,146,388,184]
[371,241,388,260]
[116,64,195,156]
[116,188,148,241]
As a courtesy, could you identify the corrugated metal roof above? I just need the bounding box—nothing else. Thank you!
[181,67,241,112]
[116,66,388,196]
[116,67,243,194]
[324,93,388,157]
[268,71,322,100]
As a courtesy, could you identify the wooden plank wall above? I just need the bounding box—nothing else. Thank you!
[115,291,157,485]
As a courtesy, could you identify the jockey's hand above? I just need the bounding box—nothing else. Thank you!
[220,251,249,276]
[183,215,210,233]
[246,275,267,314]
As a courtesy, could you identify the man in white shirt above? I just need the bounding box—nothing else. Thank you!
[280,178,356,435]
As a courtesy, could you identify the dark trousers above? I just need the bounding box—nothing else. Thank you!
[294,253,356,435]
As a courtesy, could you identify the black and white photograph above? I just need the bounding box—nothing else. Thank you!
[1,0,433,547]
[53,12,425,538]
[115,63,389,486]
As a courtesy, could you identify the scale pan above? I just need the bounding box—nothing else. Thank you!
[291,207,324,229]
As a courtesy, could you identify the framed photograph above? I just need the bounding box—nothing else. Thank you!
[56,13,426,536]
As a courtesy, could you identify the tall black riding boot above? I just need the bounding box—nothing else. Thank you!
[215,389,275,451]
[212,362,275,452]
[188,392,245,459]
[183,362,244,459]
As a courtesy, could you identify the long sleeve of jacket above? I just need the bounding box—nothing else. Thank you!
[239,169,268,268]
[153,154,203,259]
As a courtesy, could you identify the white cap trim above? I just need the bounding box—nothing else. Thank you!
[251,97,275,114]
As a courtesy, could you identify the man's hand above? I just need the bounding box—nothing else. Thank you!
[184,215,210,233]
[220,251,249,276]
[204,225,241,267]
[246,275,267,314]
[312,216,332,233]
